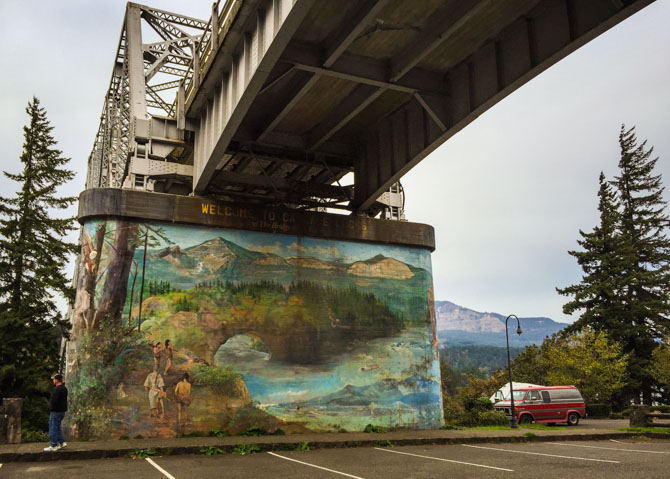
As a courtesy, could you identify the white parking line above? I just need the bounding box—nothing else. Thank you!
[610,439,622,443]
[268,452,366,479]
[549,442,670,454]
[145,457,176,479]
[462,444,620,463]
[373,447,514,472]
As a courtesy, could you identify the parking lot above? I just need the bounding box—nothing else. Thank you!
[2,438,670,478]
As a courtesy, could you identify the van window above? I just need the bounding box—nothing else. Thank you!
[541,391,551,403]
[529,391,540,401]
[505,390,527,401]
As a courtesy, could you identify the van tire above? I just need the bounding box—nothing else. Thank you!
[519,415,533,425]
[567,412,580,426]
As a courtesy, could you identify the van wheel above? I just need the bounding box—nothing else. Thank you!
[519,415,533,425]
[567,412,580,426]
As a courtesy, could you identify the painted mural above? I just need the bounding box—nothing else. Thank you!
[66,218,442,439]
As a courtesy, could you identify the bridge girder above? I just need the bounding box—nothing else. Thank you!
[185,0,655,214]
[88,0,656,215]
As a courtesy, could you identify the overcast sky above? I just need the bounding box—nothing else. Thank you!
[1,0,669,324]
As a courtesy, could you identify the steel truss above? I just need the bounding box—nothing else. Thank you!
[86,1,232,190]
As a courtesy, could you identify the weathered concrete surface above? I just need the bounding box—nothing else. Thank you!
[0,398,22,444]
[0,419,660,463]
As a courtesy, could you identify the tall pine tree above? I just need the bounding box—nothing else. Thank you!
[558,125,670,404]
[557,172,628,333]
[614,125,670,403]
[0,97,77,428]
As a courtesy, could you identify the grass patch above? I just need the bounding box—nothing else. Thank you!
[232,443,261,455]
[523,432,537,437]
[374,440,394,448]
[200,446,226,456]
[293,441,310,451]
[129,448,157,459]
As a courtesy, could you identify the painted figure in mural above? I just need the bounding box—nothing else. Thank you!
[152,342,164,370]
[163,339,176,375]
[174,373,192,426]
[143,367,165,418]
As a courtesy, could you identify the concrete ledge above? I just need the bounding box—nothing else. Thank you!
[0,428,656,463]
[78,188,435,250]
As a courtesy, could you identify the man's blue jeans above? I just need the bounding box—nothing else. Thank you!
[48,412,66,447]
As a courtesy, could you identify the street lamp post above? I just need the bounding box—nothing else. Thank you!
[505,314,523,429]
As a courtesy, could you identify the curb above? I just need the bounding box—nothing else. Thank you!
[0,431,649,463]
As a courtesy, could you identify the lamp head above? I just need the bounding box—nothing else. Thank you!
[516,325,522,335]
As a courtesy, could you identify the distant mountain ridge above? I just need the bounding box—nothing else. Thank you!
[435,300,566,346]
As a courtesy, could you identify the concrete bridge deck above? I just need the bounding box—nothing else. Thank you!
[89,0,655,215]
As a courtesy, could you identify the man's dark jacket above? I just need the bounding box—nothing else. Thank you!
[50,384,68,413]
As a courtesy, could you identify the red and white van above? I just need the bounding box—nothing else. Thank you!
[493,385,586,425]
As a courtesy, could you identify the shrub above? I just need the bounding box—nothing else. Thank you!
[191,363,239,394]
[364,424,387,433]
[22,429,49,443]
[463,396,494,413]
[586,404,611,418]
[476,410,509,426]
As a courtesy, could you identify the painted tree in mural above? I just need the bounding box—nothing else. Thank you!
[0,97,77,429]
[131,224,172,330]
[91,221,140,330]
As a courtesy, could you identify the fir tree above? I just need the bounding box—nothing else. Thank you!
[0,97,77,428]
[558,125,670,404]
[613,125,670,403]
[557,172,628,334]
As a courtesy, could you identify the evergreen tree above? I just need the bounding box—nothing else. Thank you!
[613,125,670,403]
[558,125,670,404]
[557,172,628,333]
[0,97,77,428]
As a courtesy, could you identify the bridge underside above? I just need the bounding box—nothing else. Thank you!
[187,0,652,215]
[91,0,653,215]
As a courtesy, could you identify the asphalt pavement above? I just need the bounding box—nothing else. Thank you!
[0,418,646,464]
[2,437,670,478]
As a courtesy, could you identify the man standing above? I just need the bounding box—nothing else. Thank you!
[44,374,67,452]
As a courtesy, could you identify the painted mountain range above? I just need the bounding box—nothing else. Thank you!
[435,300,566,346]
[142,237,425,285]
[136,237,431,320]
